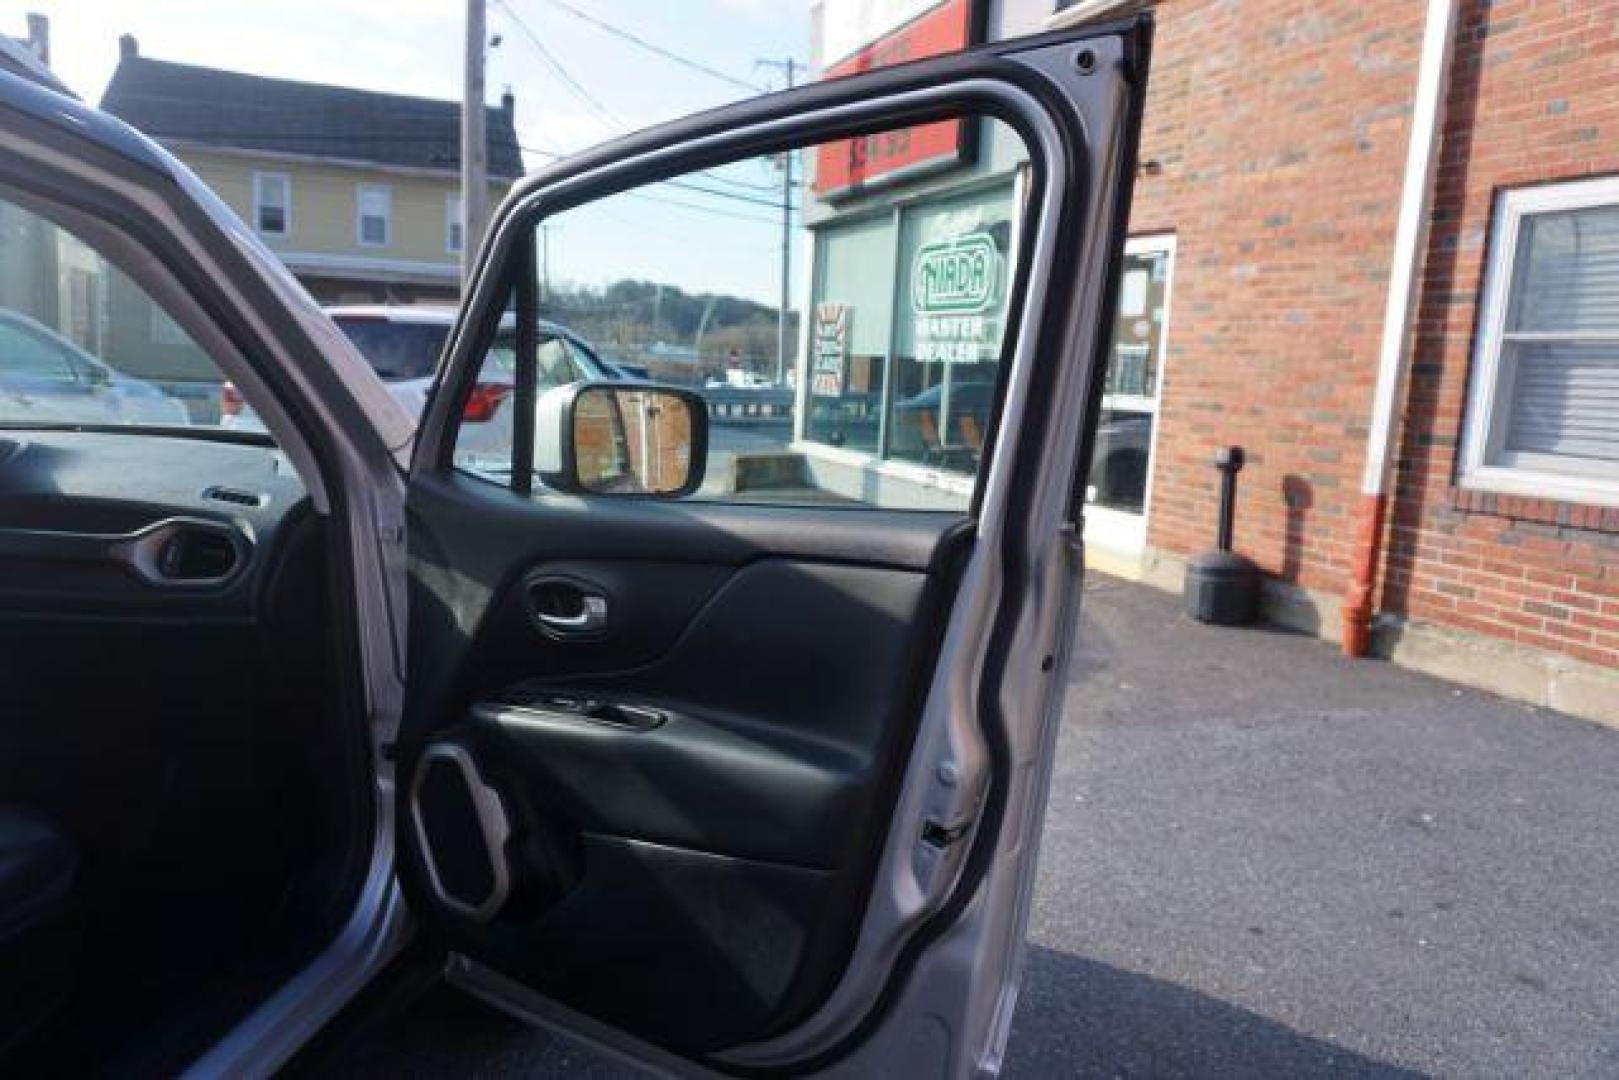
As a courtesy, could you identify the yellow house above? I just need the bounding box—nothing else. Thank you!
[98,35,520,304]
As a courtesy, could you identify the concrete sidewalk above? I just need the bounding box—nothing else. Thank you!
[334,575,1619,1078]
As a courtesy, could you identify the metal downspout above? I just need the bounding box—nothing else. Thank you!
[1343,0,1462,656]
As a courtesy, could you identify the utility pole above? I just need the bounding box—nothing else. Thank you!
[758,58,800,386]
[461,0,488,288]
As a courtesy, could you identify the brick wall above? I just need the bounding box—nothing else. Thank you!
[1384,0,1619,669]
[1132,0,1427,596]
[1132,0,1619,670]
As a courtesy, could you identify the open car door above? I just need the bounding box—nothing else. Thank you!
[398,15,1152,1076]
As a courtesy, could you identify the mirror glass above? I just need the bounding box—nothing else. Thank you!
[573,386,697,495]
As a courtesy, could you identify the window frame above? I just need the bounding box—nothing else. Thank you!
[252,171,291,237]
[446,192,463,255]
[356,183,392,248]
[1459,174,1619,508]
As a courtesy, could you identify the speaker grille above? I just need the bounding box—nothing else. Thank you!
[418,758,497,906]
[410,744,511,920]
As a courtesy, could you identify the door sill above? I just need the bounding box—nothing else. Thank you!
[446,954,719,1078]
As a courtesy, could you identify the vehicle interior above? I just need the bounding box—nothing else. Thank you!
[0,191,372,1073]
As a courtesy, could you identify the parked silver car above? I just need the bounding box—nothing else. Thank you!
[223,306,618,474]
[0,309,189,427]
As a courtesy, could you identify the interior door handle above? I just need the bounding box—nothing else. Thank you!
[534,592,608,636]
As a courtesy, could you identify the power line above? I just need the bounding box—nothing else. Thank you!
[144,129,796,224]
[518,139,788,222]
[530,0,767,95]
[514,141,795,211]
[143,128,795,209]
[590,201,781,252]
[492,0,620,132]
[493,1,789,198]
[620,189,779,225]
[685,163,786,195]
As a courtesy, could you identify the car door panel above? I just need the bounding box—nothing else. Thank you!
[403,470,972,1050]
[462,556,947,869]
[398,17,1151,1073]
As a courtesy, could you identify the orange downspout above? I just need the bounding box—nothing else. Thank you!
[1341,0,1460,656]
[1342,493,1388,657]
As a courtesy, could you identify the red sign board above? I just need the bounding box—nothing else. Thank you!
[814,0,979,198]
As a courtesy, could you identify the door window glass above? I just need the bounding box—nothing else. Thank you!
[0,192,244,430]
[451,114,1034,510]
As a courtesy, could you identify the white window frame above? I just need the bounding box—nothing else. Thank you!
[1459,174,1619,508]
[252,171,291,237]
[446,193,463,255]
[356,183,392,248]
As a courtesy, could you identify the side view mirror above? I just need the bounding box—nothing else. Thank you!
[535,382,708,497]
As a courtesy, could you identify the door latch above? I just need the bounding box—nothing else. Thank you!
[921,817,973,850]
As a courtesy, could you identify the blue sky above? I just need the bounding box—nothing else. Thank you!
[11,0,812,305]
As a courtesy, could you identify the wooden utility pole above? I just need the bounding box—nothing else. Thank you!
[461,0,488,288]
[759,57,800,386]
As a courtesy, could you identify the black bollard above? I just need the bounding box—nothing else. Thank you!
[1183,445,1261,625]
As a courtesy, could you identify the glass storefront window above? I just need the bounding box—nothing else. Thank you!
[805,178,1017,475]
[1086,242,1173,516]
[886,183,1014,472]
[807,214,894,454]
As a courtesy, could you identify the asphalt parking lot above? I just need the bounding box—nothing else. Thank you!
[334,574,1619,1078]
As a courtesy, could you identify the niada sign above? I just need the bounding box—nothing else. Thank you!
[911,231,999,314]
[910,230,1003,363]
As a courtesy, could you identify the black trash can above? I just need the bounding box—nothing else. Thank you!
[1184,548,1260,625]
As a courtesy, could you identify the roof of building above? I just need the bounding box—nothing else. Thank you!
[98,39,523,179]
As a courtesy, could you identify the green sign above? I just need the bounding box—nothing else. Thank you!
[910,231,999,315]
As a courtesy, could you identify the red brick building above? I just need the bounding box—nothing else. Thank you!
[1048,0,1618,724]
[800,0,1616,724]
